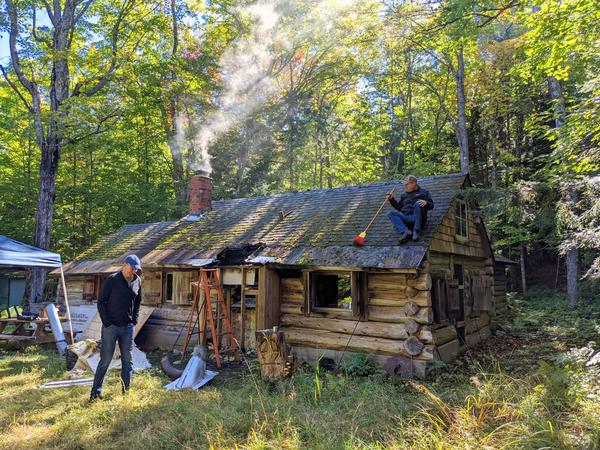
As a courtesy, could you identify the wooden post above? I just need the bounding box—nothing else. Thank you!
[240,267,246,351]
[256,266,280,330]
[225,286,232,349]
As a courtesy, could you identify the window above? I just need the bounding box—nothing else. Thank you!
[313,272,352,309]
[164,273,174,303]
[455,199,468,238]
[307,271,366,317]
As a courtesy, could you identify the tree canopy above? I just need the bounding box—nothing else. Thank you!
[0,0,598,301]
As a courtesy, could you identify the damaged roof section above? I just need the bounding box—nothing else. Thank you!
[62,173,467,274]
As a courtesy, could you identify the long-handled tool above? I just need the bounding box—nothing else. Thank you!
[353,187,394,246]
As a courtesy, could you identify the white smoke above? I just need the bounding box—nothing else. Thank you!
[187,0,365,174]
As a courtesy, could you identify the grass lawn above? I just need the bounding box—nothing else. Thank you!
[0,289,599,449]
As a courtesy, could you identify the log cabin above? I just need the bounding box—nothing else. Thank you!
[55,171,510,377]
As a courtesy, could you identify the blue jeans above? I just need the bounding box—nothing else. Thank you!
[388,202,423,233]
[91,324,134,396]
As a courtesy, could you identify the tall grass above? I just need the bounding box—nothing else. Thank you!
[0,288,598,449]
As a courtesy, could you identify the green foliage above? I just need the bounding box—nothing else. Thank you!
[0,0,597,285]
[339,352,385,377]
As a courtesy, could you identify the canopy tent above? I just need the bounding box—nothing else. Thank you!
[0,235,73,342]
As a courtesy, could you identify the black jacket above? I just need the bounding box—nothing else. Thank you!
[98,271,142,327]
[389,187,434,220]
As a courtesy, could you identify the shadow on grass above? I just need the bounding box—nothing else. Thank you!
[0,287,598,449]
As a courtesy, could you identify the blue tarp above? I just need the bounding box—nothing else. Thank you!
[0,235,62,269]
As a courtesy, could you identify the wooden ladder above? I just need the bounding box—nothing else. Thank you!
[181,268,240,368]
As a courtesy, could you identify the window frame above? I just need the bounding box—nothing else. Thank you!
[304,270,366,319]
[454,198,469,240]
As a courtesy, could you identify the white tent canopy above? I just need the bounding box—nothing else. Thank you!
[0,235,73,342]
[0,235,62,268]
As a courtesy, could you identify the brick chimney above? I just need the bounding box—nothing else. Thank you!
[188,170,213,216]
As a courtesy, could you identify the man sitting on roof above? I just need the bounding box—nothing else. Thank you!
[387,175,434,243]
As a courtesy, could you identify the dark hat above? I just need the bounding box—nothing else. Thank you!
[124,254,142,272]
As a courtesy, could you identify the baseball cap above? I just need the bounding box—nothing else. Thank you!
[125,254,142,272]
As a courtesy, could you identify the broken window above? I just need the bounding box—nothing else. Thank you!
[314,273,351,309]
[308,271,366,317]
[455,199,468,238]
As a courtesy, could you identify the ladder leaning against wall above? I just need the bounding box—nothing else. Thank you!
[181,268,240,368]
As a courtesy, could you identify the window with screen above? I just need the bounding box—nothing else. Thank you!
[455,199,468,238]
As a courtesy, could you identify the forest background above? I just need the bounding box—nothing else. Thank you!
[0,0,598,305]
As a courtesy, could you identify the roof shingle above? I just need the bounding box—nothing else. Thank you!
[62,173,467,274]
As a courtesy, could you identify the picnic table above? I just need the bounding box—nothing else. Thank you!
[0,313,68,344]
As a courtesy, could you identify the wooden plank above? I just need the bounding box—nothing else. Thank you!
[280,313,411,340]
[368,290,431,307]
[142,271,162,305]
[280,303,303,315]
[282,326,435,360]
[0,334,35,341]
[256,266,266,329]
[173,271,196,305]
[368,274,409,285]
[368,306,433,324]
[280,278,303,291]
[82,277,96,301]
[265,267,280,328]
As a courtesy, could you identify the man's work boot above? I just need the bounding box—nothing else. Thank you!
[412,229,422,241]
[399,231,411,244]
[89,393,103,403]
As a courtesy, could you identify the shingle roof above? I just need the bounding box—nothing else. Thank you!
[62,173,467,274]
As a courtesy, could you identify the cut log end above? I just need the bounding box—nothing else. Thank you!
[404,318,420,335]
[403,336,425,356]
[402,301,420,317]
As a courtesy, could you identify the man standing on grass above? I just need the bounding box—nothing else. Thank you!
[90,255,142,401]
[387,175,434,243]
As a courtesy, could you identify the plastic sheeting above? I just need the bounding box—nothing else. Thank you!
[0,235,62,269]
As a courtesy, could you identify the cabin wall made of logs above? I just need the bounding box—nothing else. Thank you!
[278,268,435,377]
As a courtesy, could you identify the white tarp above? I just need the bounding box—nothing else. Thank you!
[0,235,62,268]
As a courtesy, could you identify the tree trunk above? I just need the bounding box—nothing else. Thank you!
[4,0,131,306]
[164,0,187,207]
[455,48,469,174]
[490,126,497,189]
[27,6,72,305]
[548,76,579,306]
[520,241,527,294]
